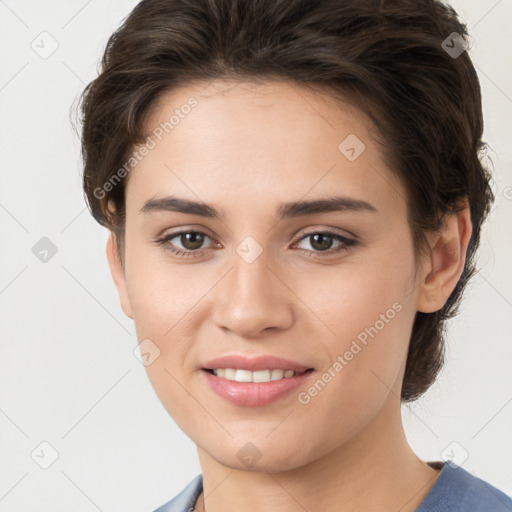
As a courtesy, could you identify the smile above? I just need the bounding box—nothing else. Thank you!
[202,368,315,407]
[208,368,306,382]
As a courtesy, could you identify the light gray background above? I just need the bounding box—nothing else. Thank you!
[0,1,511,511]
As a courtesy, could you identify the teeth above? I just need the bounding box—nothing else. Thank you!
[253,370,271,382]
[271,369,284,380]
[235,369,252,382]
[224,368,236,380]
[211,368,298,383]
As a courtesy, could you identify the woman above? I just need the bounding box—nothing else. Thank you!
[79,0,512,510]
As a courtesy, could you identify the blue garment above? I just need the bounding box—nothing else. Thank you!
[153,461,512,511]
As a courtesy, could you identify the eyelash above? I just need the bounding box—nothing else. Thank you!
[155,229,358,260]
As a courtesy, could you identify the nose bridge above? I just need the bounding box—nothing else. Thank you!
[230,237,280,308]
[211,236,294,336]
[233,241,273,298]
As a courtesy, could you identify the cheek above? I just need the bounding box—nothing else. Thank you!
[300,243,416,402]
[124,253,203,421]
[306,243,415,345]
[125,242,201,334]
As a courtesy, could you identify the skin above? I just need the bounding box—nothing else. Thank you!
[106,79,472,511]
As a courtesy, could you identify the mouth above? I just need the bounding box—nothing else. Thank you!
[200,355,315,407]
[203,367,314,383]
[200,354,316,407]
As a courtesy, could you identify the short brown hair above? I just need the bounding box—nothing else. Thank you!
[79,0,493,402]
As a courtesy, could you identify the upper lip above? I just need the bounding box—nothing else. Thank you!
[202,354,313,372]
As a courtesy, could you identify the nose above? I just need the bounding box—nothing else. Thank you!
[210,248,295,339]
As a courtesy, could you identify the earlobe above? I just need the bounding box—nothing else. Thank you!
[106,233,134,319]
[416,202,473,313]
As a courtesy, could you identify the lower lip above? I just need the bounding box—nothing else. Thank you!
[202,369,314,407]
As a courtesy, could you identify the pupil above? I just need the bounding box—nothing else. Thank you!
[311,234,332,251]
[182,232,204,250]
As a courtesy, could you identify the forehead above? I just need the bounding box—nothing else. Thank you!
[145,78,369,149]
[127,79,406,222]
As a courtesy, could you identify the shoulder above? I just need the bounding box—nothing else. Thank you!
[150,465,512,512]
[152,474,203,512]
[417,462,512,512]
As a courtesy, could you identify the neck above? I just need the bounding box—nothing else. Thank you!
[195,396,441,512]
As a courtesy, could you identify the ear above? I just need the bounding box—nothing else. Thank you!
[106,232,133,319]
[416,200,473,313]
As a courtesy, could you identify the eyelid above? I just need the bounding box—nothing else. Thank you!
[292,229,356,254]
[295,225,358,241]
[157,225,356,246]
[156,226,358,261]
[156,224,216,240]
[155,228,220,253]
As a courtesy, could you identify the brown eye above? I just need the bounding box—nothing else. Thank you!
[294,231,356,255]
[307,233,336,251]
[156,230,216,258]
[156,229,357,260]
[177,232,206,250]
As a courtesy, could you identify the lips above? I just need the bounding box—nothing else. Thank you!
[202,354,313,373]
[200,354,315,407]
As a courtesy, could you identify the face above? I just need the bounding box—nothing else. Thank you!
[110,79,427,471]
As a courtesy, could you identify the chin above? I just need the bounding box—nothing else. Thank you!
[214,449,310,473]
[200,432,324,473]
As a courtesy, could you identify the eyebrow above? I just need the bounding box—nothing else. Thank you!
[140,195,378,220]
